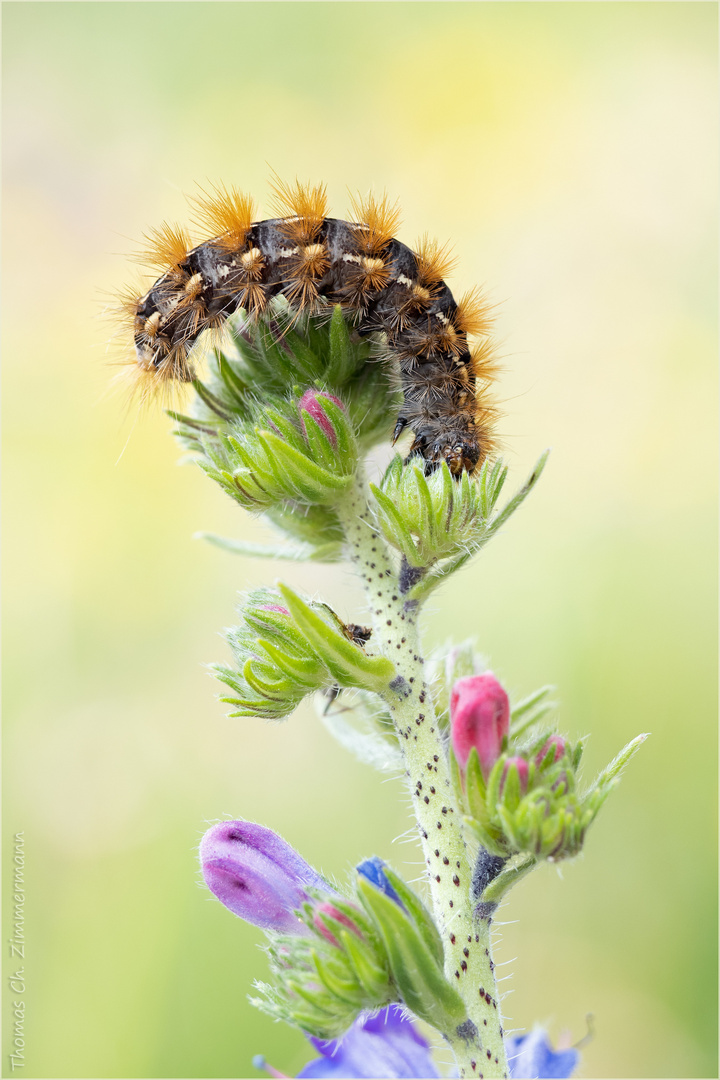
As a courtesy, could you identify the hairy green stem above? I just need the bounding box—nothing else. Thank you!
[336,475,509,1079]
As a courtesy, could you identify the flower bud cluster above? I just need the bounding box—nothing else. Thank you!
[261,890,396,1039]
[214,585,395,719]
[448,673,647,870]
[371,456,507,567]
[371,451,548,601]
[201,820,470,1042]
[260,856,469,1041]
[173,303,401,546]
[199,389,359,510]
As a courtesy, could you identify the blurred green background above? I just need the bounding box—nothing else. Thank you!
[2,3,716,1077]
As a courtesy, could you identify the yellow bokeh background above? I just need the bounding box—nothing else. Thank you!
[3,3,716,1077]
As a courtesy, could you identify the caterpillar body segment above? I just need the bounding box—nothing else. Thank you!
[129,192,498,475]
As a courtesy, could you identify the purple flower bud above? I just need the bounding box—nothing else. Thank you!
[313,902,364,949]
[298,389,345,448]
[450,673,510,778]
[536,735,567,766]
[501,756,530,796]
[200,821,331,935]
[356,857,405,909]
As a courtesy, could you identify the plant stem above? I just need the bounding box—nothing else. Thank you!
[336,475,509,1079]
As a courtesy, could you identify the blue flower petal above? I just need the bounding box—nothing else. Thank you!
[507,1028,579,1079]
[297,1005,439,1079]
[355,858,405,909]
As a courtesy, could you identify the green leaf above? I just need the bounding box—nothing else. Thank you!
[191,378,233,421]
[319,695,403,773]
[511,685,554,724]
[485,449,549,537]
[479,853,537,905]
[194,532,343,562]
[278,584,396,693]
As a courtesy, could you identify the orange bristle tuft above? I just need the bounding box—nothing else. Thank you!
[269,176,328,240]
[470,338,501,385]
[113,282,144,333]
[414,235,457,287]
[359,255,390,291]
[455,287,495,339]
[347,191,402,253]
[136,222,193,273]
[189,184,255,250]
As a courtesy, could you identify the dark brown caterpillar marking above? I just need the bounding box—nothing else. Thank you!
[124,181,498,474]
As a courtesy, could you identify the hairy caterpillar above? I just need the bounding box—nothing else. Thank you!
[122,180,499,474]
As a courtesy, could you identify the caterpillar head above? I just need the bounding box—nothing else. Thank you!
[409,434,482,476]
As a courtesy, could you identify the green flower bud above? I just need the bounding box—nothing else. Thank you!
[256,892,397,1040]
[214,585,397,720]
[371,451,549,602]
[356,861,469,1038]
[197,388,359,512]
[371,456,498,568]
[458,730,648,881]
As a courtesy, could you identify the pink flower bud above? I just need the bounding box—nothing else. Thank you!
[298,389,345,447]
[259,603,290,615]
[500,756,529,796]
[450,673,510,778]
[313,902,364,948]
[536,735,567,767]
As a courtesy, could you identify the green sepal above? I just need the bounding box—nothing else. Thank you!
[510,685,555,740]
[369,480,419,565]
[585,733,648,800]
[465,746,488,820]
[449,744,467,814]
[485,755,506,821]
[213,350,252,410]
[356,877,468,1036]
[341,929,393,1001]
[312,953,366,1008]
[256,429,352,499]
[278,583,396,693]
[378,865,445,969]
[501,760,524,814]
[462,815,509,857]
[326,304,354,383]
[256,639,326,688]
[242,657,292,700]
